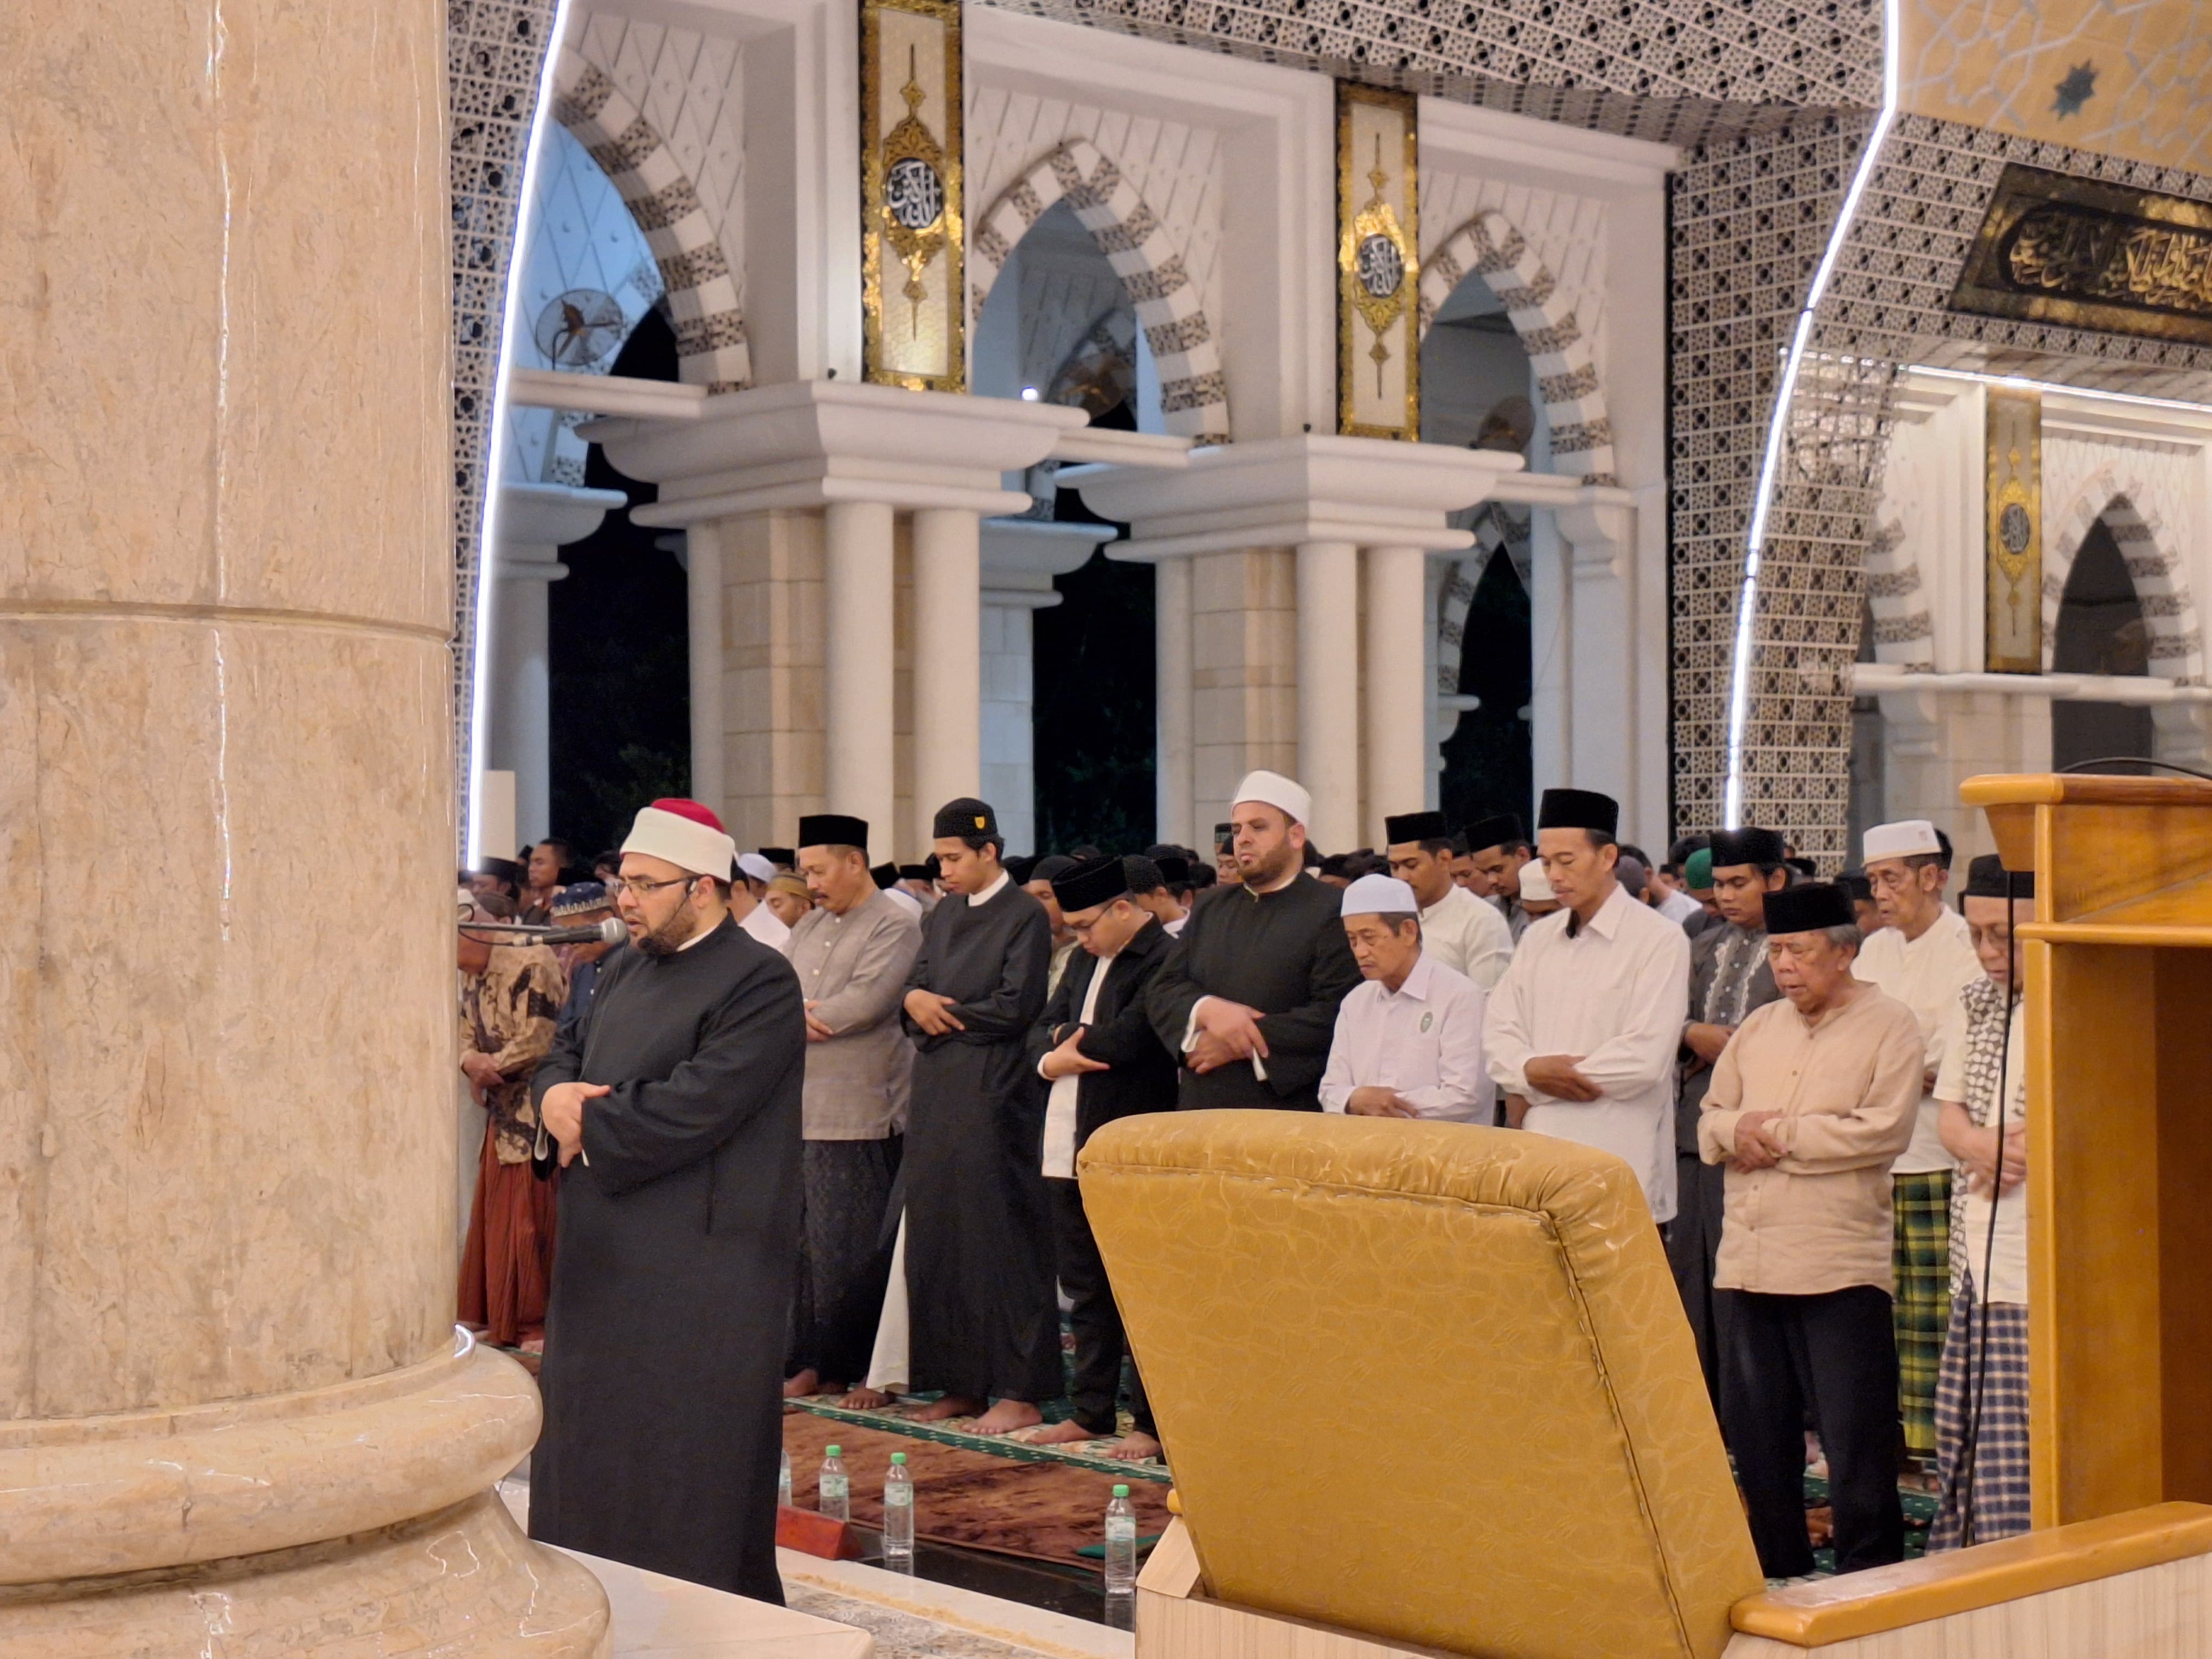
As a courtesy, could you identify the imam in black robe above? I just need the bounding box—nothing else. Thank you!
[900,874,1059,1404]
[1144,869,1361,1111]
[528,915,803,1603]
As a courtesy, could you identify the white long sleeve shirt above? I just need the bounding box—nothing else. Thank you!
[1483,882,1692,1221]
[1853,906,1983,1175]
[1419,883,1514,991]
[1319,954,1491,1121]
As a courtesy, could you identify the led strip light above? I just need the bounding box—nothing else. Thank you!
[466,0,576,865]
[1719,0,1899,828]
[1905,361,2212,416]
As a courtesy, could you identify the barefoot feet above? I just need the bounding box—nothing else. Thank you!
[782,1368,820,1399]
[912,1394,986,1423]
[1108,1430,1162,1461]
[970,1398,1044,1436]
[841,1386,895,1410]
[1027,1419,1103,1445]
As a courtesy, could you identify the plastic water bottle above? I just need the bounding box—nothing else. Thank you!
[820,1445,850,1522]
[779,1446,793,1509]
[1104,1484,1137,1598]
[883,1451,915,1568]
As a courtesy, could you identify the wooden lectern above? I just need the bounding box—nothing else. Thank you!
[1960,773,2212,1532]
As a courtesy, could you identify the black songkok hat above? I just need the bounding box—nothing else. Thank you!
[1052,854,1132,913]
[1463,813,1526,853]
[1031,854,1079,884]
[1835,871,1873,904]
[758,846,797,868]
[897,863,931,881]
[870,862,900,890]
[934,797,999,839]
[1005,856,1038,884]
[923,852,942,879]
[1964,853,2035,900]
[1124,854,1165,893]
[1535,789,1619,837]
[1155,854,1191,886]
[1214,821,1235,849]
[1708,826,1786,869]
[1384,810,1450,845]
[795,816,867,853]
[1761,882,1855,934]
[474,856,524,886]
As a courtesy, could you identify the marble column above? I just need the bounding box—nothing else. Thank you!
[1155,557,1195,850]
[1362,545,1428,843]
[0,2,606,1651]
[910,506,983,851]
[683,529,726,822]
[1296,541,1362,853]
[824,500,898,839]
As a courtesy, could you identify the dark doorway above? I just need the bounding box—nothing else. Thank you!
[1439,549,1533,829]
[2051,515,2155,772]
[546,309,692,856]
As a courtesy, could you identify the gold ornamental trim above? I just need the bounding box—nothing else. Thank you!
[862,0,964,391]
[1335,81,1419,440]
[1985,387,2043,674]
[1952,164,2212,348]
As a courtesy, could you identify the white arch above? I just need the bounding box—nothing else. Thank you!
[969,141,1229,444]
[2045,475,2205,683]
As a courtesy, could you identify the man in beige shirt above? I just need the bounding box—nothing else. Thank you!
[1698,881,1924,1580]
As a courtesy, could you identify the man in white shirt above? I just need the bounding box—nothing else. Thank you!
[1853,817,1983,1463]
[1320,874,1491,1122]
[1484,788,1692,1222]
[1383,809,1513,990]
[732,851,792,950]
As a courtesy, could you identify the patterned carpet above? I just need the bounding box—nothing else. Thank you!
[787,1392,1171,1484]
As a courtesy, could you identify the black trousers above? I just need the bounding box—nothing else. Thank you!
[1048,1176,1154,1438]
[787,1136,902,1385]
[1720,1284,1904,1577]
[1664,1152,1732,1406]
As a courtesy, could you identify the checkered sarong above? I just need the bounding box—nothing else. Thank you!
[1892,1169,1953,1456]
[1930,1282,2030,1549]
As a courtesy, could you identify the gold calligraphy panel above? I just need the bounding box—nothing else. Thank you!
[1985,388,2043,674]
[863,0,964,391]
[1336,83,1418,440]
[1952,165,2212,348]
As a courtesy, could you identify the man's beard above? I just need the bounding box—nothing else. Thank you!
[634,905,700,957]
[1240,841,1298,887]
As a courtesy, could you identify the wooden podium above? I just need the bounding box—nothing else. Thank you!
[1960,773,2212,1532]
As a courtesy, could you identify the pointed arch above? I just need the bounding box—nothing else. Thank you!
[1418,211,1613,486]
[549,51,749,392]
[969,141,1229,444]
[1863,515,1935,667]
[2045,478,2204,683]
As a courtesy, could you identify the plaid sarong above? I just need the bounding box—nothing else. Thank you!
[1930,1283,2030,1549]
[1892,1169,1953,1456]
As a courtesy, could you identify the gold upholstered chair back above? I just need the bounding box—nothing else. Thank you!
[1078,1110,1765,1659]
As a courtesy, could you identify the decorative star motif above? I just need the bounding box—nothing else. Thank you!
[2053,61,2097,118]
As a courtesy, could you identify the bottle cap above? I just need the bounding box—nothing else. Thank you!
[1113,1483,1130,1497]
[827,1445,841,1457]
[891,1452,907,1464]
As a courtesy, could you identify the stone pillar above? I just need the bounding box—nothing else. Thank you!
[910,506,983,850]
[825,500,898,838]
[1297,541,1362,852]
[1155,556,1195,849]
[0,0,606,1650]
[1362,544,1427,842]
[684,530,726,822]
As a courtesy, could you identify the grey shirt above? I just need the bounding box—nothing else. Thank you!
[785,888,924,1139]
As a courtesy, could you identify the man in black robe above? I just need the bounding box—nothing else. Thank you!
[1147,770,1361,1111]
[898,796,1059,1434]
[530,797,803,1603]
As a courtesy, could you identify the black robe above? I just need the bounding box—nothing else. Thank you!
[528,916,803,1603]
[900,876,1059,1403]
[1144,871,1362,1111]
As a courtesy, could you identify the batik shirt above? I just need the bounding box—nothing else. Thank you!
[462,943,564,1163]
[1701,924,1767,1027]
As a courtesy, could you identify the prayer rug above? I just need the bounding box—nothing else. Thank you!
[782,1413,1174,1570]
[788,1392,1169,1483]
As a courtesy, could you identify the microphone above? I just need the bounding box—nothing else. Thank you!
[461,916,627,947]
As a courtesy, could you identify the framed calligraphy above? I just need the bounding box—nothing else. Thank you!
[863,0,964,390]
[1336,82,1419,440]
[1985,388,2043,674]
[1952,164,2212,348]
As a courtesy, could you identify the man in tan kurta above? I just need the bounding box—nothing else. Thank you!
[1698,881,1923,1579]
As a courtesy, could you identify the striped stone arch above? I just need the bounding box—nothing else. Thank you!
[549,49,749,392]
[1418,211,1614,486]
[2044,480,2205,683]
[1863,515,1935,667]
[1435,503,1531,699]
[970,141,1230,444]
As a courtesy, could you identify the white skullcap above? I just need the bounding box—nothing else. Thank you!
[1340,873,1419,917]
[1863,819,1943,862]
[1230,769,1312,827]
[1519,860,1555,902]
[621,800,737,880]
[736,851,776,884]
